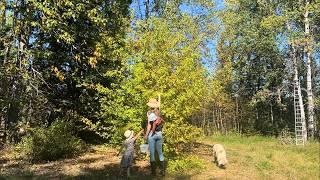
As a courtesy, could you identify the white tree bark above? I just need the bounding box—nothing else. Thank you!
[304,0,315,138]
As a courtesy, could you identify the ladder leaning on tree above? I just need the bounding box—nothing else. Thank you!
[294,80,307,146]
[0,117,5,146]
[0,106,6,145]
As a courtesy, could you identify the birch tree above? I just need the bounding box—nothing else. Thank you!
[304,0,315,138]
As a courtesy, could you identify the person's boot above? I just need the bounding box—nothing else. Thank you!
[150,161,157,176]
[159,161,166,176]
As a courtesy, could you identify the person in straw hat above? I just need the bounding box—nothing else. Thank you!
[144,98,165,176]
[117,129,143,177]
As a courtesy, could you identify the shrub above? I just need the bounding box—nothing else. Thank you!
[167,155,205,174]
[18,120,85,161]
[163,122,202,156]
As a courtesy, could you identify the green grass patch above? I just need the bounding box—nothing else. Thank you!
[202,134,277,145]
[198,134,319,179]
[255,160,273,170]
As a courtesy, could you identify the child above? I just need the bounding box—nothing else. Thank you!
[117,129,144,177]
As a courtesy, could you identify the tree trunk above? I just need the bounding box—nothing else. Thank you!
[304,0,315,138]
[215,106,221,131]
[270,103,274,127]
[207,109,210,135]
[239,107,242,135]
[145,0,149,19]
[236,97,239,133]
[202,108,205,133]
[219,108,224,134]
[1,1,8,64]
[212,106,217,133]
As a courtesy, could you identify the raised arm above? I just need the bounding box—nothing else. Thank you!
[133,129,144,140]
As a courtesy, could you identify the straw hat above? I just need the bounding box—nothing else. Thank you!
[147,98,160,108]
[124,130,133,140]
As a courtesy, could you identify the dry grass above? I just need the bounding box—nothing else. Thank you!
[0,145,150,179]
[0,135,319,179]
[195,135,320,180]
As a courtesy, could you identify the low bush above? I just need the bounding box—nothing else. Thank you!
[167,155,205,174]
[18,120,85,162]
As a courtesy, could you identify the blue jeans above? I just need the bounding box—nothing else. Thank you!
[148,131,164,162]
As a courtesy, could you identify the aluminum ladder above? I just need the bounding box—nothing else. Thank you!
[294,81,306,146]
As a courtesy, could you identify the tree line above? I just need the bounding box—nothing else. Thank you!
[0,0,319,151]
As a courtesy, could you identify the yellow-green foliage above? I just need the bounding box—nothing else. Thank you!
[163,122,202,156]
[126,16,208,120]
[118,15,210,152]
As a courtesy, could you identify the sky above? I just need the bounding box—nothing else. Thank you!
[180,0,225,72]
[129,0,225,73]
[129,0,320,69]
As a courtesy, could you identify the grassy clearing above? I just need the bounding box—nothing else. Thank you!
[0,135,319,179]
[197,134,320,180]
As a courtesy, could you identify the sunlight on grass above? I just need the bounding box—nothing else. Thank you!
[198,134,319,179]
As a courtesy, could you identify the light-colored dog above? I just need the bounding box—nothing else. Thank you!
[213,144,228,168]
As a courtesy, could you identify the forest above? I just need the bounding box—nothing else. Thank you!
[0,0,319,179]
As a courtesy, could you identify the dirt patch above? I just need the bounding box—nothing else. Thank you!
[0,146,164,179]
[3,137,314,179]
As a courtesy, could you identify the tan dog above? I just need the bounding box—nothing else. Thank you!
[213,144,228,168]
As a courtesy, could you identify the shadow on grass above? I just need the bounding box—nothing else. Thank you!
[0,144,215,179]
[191,142,213,156]
[0,166,192,180]
[0,158,192,180]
